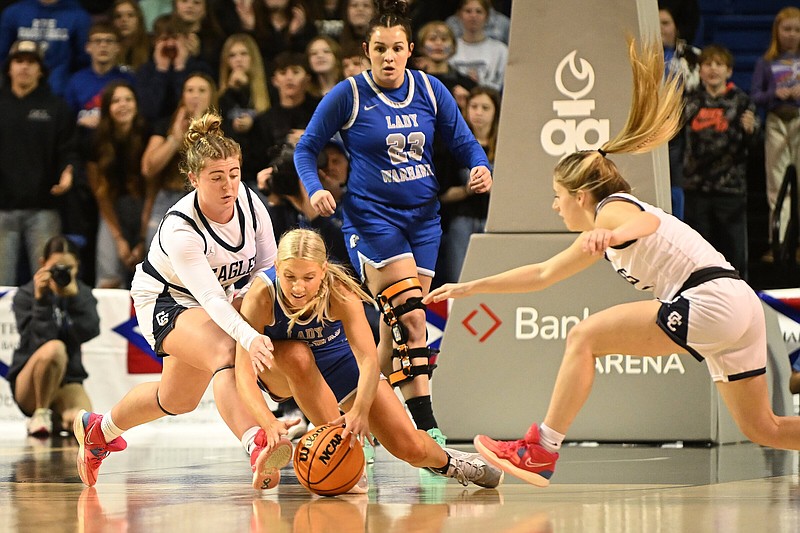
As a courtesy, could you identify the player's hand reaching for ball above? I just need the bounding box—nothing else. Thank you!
[332,411,373,449]
[423,281,473,304]
[249,335,275,373]
[263,417,299,449]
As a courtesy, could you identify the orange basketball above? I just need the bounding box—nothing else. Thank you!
[293,424,365,496]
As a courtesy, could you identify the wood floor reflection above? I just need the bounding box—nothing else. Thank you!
[1,429,799,533]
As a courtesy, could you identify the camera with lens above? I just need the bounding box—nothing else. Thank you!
[266,144,301,198]
[49,264,73,288]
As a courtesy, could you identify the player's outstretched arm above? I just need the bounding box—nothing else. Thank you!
[234,278,289,448]
[423,236,601,304]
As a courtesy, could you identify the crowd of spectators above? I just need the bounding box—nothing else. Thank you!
[0,0,511,290]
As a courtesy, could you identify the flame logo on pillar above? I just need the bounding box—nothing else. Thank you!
[462,304,502,343]
[555,51,595,102]
[541,50,609,157]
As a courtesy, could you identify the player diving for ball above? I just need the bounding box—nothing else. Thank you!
[235,228,503,491]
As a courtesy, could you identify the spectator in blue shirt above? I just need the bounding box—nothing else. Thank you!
[64,23,134,131]
[0,0,91,95]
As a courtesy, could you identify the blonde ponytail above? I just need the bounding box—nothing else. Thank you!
[555,37,684,200]
[602,37,684,156]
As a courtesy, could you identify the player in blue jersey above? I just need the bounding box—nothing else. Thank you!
[235,228,503,491]
[293,0,492,445]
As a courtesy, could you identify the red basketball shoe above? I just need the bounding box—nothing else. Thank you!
[74,410,128,487]
[473,425,558,487]
[251,429,293,490]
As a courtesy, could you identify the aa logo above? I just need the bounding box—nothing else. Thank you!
[541,50,610,157]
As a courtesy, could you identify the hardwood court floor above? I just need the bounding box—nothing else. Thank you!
[1,426,799,533]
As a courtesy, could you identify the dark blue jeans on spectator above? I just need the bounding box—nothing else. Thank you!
[683,191,748,280]
[669,134,685,220]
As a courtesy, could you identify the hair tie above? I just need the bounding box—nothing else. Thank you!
[597,148,607,157]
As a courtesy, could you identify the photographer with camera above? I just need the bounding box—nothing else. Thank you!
[7,236,100,439]
[258,142,349,264]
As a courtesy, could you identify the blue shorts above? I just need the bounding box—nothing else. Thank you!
[258,347,360,405]
[342,193,441,280]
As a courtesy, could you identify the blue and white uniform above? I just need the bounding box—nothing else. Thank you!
[256,268,360,404]
[295,69,489,279]
[598,193,765,383]
[130,185,277,354]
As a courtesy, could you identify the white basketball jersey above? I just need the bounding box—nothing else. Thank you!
[600,193,732,302]
[131,185,277,350]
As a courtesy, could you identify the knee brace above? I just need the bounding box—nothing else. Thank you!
[376,278,438,387]
[388,346,439,387]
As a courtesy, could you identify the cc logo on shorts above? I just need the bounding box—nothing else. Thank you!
[666,310,683,332]
[155,311,169,327]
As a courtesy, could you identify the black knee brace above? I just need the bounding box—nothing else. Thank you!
[388,346,439,387]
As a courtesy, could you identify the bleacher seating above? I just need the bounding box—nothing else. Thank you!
[697,1,795,93]
[703,0,794,15]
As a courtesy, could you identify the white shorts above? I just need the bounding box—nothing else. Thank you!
[657,277,766,382]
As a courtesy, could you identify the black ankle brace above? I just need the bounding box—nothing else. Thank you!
[431,452,451,474]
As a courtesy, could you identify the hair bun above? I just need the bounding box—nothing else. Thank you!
[379,0,408,17]
[185,111,223,146]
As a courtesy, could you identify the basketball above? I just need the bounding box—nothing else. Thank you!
[293,424,364,496]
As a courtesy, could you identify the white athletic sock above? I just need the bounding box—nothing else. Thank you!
[100,412,125,443]
[242,426,260,455]
[538,423,565,453]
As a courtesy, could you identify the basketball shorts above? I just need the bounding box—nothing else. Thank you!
[342,193,441,280]
[259,348,361,406]
[656,277,766,382]
[130,286,189,356]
